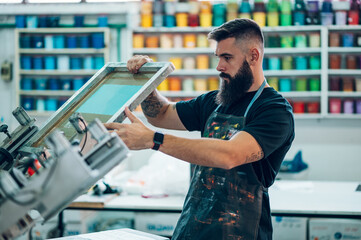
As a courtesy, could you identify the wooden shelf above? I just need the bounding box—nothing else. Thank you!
[17,27,110,34]
[264,70,321,77]
[133,48,213,54]
[265,48,321,54]
[133,47,321,55]
[324,114,361,119]
[19,48,106,55]
[19,70,98,76]
[171,69,218,76]
[160,91,206,98]
[328,69,361,76]
[328,25,361,31]
[328,47,361,53]
[20,90,76,97]
[133,25,323,33]
[170,69,322,77]
[281,91,321,98]
[133,27,214,33]
[328,91,361,97]
[262,25,322,32]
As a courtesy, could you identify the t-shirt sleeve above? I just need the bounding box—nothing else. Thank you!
[176,91,218,132]
[242,103,294,159]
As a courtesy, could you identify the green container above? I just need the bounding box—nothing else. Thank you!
[280,13,292,26]
[268,35,280,48]
[268,77,279,91]
[280,0,292,13]
[295,34,307,48]
[282,56,293,70]
[267,12,279,26]
[213,3,227,15]
[279,78,292,92]
[309,78,320,91]
[281,35,293,48]
[213,15,225,26]
[296,78,307,91]
[309,56,321,69]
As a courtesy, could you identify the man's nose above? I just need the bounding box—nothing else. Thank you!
[216,60,225,72]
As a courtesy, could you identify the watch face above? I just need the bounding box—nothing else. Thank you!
[154,132,164,144]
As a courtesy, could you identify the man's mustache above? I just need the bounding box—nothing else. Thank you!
[219,72,231,79]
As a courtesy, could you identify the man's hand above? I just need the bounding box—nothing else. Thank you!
[127,55,153,74]
[104,107,154,150]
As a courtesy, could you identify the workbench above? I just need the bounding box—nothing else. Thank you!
[56,180,361,238]
[67,180,361,219]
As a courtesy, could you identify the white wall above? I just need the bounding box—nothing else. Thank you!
[287,118,361,181]
[0,3,360,182]
[126,117,361,182]
[0,28,17,129]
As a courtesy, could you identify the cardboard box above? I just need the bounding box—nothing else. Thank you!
[135,212,180,237]
[272,216,308,240]
[309,218,361,240]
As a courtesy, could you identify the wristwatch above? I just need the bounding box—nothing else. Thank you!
[152,132,164,151]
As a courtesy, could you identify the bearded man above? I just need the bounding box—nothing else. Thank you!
[105,18,295,240]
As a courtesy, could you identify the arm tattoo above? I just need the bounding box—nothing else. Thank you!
[245,150,264,164]
[141,92,165,118]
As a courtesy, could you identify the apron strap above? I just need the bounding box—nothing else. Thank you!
[244,79,267,119]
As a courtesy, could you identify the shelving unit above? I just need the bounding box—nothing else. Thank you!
[327,26,361,117]
[130,25,361,119]
[15,27,110,116]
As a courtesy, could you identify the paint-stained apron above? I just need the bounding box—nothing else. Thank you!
[172,81,267,240]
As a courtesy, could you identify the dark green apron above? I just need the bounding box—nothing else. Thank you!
[172,81,267,240]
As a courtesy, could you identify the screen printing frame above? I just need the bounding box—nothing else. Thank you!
[26,62,175,148]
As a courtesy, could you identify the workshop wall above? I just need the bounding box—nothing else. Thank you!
[0,2,360,183]
[129,116,361,182]
[0,28,16,129]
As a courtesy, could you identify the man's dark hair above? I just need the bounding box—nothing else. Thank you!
[208,18,264,49]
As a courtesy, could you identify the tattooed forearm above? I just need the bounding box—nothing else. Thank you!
[141,91,166,118]
[245,150,264,164]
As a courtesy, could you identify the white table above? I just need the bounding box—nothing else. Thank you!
[68,180,361,219]
[269,180,361,219]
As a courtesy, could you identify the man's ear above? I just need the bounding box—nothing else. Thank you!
[248,48,260,65]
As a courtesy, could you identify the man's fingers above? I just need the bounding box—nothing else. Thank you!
[103,122,120,130]
[127,55,153,73]
[125,107,141,123]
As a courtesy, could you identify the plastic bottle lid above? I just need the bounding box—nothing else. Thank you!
[332,1,350,11]
[321,1,333,13]
[294,0,306,11]
[307,1,319,12]
[175,2,190,13]
[239,1,252,13]
[254,2,266,12]
[267,0,279,12]
[350,0,361,11]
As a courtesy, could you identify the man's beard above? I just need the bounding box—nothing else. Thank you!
[216,60,254,106]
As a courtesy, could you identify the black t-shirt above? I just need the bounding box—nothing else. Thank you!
[176,87,295,188]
